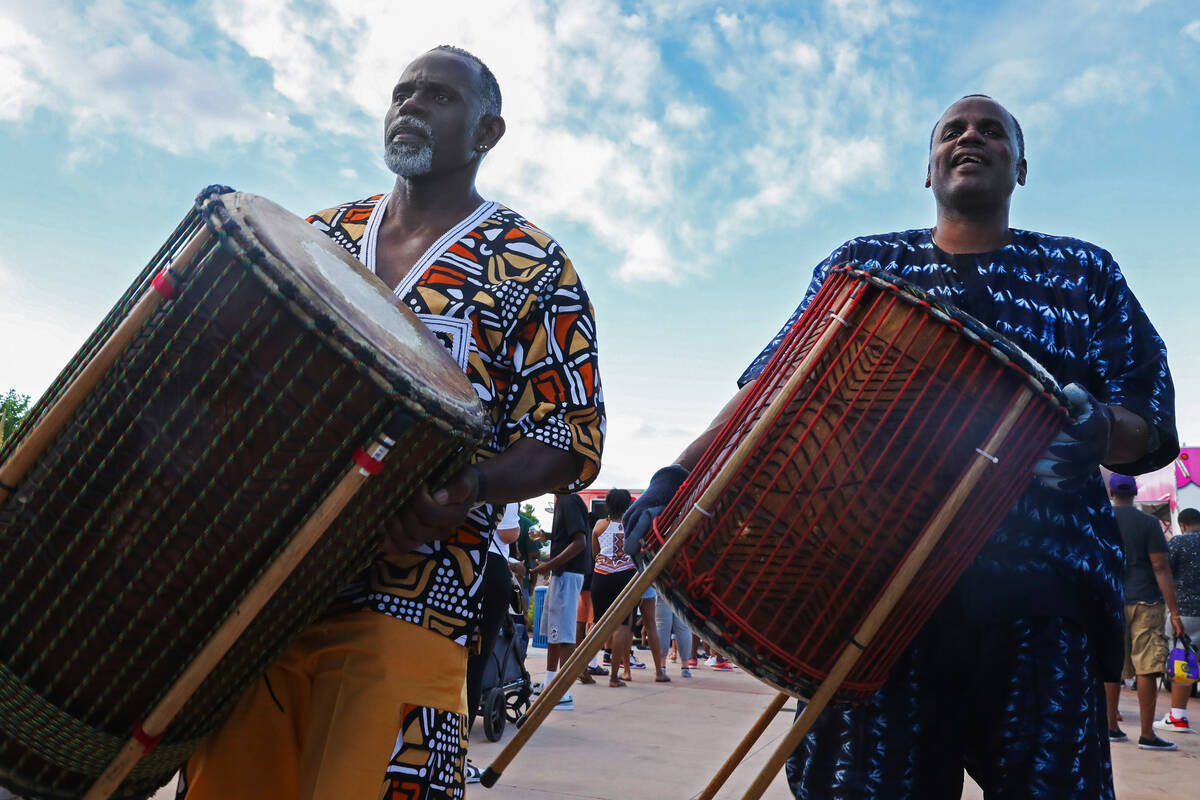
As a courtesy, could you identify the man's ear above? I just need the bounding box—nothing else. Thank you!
[1016,157,1027,186]
[924,165,932,189]
[476,114,506,152]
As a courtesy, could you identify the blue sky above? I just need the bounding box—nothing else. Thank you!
[1,0,1197,493]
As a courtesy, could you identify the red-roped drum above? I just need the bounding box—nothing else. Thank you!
[0,189,488,799]
[646,266,1068,703]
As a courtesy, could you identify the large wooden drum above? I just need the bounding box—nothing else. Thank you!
[0,189,487,798]
[647,266,1067,704]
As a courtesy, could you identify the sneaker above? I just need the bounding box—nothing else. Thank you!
[587,664,608,676]
[681,666,692,678]
[465,761,482,784]
[629,654,647,670]
[554,694,575,710]
[711,659,734,671]
[686,658,698,668]
[1154,713,1194,734]
[602,650,612,666]
[1137,734,1177,751]
[705,656,718,667]
[1108,727,1128,742]
[530,680,544,695]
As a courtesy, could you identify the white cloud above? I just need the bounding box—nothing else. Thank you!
[4,0,1196,295]
[1184,20,1200,42]
[0,2,295,154]
[664,101,707,129]
[826,0,916,36]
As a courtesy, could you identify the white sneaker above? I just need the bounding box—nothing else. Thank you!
[705,656,718,667]
[1154,713,1194,734]
[554,694,575,710]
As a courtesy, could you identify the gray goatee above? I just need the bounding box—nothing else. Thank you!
[384,116,434,177]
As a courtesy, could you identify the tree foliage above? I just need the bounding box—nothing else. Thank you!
[520,502,539,527]
[1,389,31,444]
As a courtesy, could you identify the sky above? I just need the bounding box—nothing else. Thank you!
[1,0,1198,499]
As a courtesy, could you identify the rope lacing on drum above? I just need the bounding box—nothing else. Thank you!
[687,571,717,598]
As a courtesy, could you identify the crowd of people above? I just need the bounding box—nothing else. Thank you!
[153,42,1188,800]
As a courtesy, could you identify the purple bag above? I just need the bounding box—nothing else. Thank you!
[1168,633,1199,684]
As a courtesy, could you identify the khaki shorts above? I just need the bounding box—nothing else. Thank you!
[1123,601,1169,679]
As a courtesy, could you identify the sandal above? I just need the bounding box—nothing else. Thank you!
[655,668,671,683]
[609,677,627,687]
[578,672,596,684]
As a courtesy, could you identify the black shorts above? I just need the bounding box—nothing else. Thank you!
[590,569,636,627]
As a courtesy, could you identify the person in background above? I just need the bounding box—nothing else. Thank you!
[1104,473,1183,750]
[1156,506,1200,735]
[464,502,522,783]
[590,489,638,686]
[531,492,591,709]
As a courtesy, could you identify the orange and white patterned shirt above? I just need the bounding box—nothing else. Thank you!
[308,194,605,645]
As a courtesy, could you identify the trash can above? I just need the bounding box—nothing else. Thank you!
[531,584,548,648]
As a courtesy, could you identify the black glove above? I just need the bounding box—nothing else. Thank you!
[622,464,689,560]
[1033,382,1113,491]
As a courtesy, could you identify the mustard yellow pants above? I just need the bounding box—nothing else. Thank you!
[179,610,468,800]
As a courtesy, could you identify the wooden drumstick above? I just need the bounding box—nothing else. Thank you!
[482,282,864,789]
[738,388,1034,800]
[697,692,790,800]
[0,230,211,505]
[81,437,392,800]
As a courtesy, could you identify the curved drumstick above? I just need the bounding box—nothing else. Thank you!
[0,230,211,505]
[738,388,1033,800]
[482,280,864,789]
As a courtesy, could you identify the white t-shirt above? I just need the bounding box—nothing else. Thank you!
[489,502,520,558]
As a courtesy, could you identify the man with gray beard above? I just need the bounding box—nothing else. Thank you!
[179,45,605,800]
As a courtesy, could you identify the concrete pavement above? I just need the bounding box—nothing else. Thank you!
[467,647,1199,800]
[123,649,1200,799]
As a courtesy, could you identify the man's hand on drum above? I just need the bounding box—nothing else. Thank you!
[381,440,585,555]
[381,467,481,555]
[1033,383,1113,492]
[621,464,690,541]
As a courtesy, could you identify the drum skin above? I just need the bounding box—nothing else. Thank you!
[647,267,1067,705]
[0,189,487,799]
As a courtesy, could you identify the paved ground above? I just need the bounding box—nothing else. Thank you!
[91,648,1200,799]
[466,647,1200,800]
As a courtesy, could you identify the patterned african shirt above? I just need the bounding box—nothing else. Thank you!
[739,229,1178,674]
[308,194,605,645]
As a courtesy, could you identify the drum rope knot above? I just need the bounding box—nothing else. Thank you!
[688,571,717,598]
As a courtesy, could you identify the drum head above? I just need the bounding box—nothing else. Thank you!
[201,191,485,430]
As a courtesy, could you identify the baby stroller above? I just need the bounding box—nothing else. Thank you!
[476,610,533,741]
